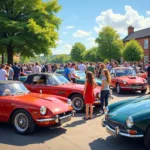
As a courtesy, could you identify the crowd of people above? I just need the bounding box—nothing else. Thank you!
[0,60,149,118]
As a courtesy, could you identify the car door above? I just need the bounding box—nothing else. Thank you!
[0,97,13,122]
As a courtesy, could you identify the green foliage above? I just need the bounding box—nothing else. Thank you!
[51,54,71,63]
[82,47,102,62]
[70,42,86,62]
[96,26,123,61]
[122,40,144,61]
[0,0,61,64]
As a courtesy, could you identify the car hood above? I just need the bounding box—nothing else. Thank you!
[110,96,150,116]
[13,93,72,114]
[117,76,144,84]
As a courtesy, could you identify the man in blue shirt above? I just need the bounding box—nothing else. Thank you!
[64,63,71,81]
[12,62,21,81]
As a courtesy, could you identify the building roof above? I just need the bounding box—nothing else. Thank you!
[123,27,150,42]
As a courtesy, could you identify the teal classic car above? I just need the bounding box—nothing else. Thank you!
[102,96,150,149]
[19,71,32,82]
[55,69,102,86]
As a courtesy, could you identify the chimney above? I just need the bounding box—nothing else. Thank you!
[128,26,134,35]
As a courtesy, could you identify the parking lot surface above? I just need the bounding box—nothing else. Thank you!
[0,91,148,150]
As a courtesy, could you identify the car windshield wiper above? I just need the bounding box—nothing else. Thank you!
[15,91,25,95]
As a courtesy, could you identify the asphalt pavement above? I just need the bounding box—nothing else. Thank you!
[0,90,148,150]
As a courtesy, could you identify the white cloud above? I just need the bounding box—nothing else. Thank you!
[73,30,92,38]
[146,11,150,15]
[87,37,97,48]
[94,5,150,37]
[66,26,75,29]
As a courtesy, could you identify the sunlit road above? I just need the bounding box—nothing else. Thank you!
[0,91,148,150]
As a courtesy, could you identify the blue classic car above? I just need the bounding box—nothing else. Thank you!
[55,69,102,86]
[102,95,150,149]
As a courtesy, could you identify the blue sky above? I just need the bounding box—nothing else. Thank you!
[52,0,150,55]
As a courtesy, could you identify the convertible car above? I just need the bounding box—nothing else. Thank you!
[0,81,74,134]
[102,96,150,149]
[24,73,101,112]
[110,67,147,94]
[55,69,102,86]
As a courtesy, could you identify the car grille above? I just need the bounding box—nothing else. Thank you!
[58,111,72,117]
[131,84,143,87]
[106,119,126,131]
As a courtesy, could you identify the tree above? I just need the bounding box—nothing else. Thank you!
[82,47,102,62]
[122,40,144,61]
[51,54,71,63]
[0,0,61,64]
[70,42,86,61]
[0,45,6,64]
[96,26,123,61]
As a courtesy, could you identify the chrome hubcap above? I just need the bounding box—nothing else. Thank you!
[14,113,29,132]
[117,85,120,93]
[72,97,83,111]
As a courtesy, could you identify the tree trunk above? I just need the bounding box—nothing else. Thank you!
[1,53,4,64]
[7,45,14,65]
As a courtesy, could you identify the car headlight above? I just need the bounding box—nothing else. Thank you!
[40,106,47,115]
[126,116,134,128]
[123,80,127,84]
[144,79,147,84]
[67,99,72,106]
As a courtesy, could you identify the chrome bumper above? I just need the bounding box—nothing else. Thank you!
[102,118,143,138]
[36,110,76,123]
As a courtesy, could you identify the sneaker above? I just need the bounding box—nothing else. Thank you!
[99,110,104,115]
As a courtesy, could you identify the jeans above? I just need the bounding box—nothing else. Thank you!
[100,90,109,111]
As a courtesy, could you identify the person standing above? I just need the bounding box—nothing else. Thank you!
[8,64,14,80]
[12,62,21,81]
[64,63,71,81]
[0,64,8,80]
[100,69,111,115]
[78,61,86,73]
[33,62,41,73]
[70,63,80,83]
[83,71,98,119]
[87,63,96,76]
[147,61,150,94]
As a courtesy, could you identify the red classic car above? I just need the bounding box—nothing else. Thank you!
[0,81,74,134]
[24,73,101,112]
[110,67,147,94]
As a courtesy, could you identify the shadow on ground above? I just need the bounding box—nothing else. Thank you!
[0,123,66,146]
[89,136,147,150]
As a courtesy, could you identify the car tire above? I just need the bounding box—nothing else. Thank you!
[12,109,36,135]
[141,89,147,94]
[116,83,122,94]
[71,94,85,113]
[144,126,150,149]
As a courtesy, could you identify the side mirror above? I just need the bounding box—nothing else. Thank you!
[5,89,12,96]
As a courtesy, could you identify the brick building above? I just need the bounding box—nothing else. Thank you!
[123,26,150,63]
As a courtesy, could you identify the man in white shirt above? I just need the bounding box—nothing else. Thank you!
[33,62,41,73]
[78,61,86,73]
[0,64,8,80]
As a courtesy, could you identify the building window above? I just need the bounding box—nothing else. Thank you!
[144,39,148,49]
[144,56,148,64]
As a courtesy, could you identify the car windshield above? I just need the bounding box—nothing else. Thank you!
[115,69,136,77]
[76,71,85,78]
[0,83,29,96]
[47,75,70,85]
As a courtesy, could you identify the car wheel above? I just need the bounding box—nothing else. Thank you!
[12,109,36,134]
[71,94,84,112]
[116,83,122,94]
[141,89,147,94]
[144,126,150,149]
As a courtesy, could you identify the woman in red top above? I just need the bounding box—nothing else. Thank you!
[83,71,98,120]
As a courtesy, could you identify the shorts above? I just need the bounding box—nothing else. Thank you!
[148,77,150,85]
